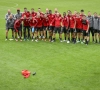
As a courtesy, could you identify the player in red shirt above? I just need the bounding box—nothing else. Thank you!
[54,8,61,17]
[80,9,84,18]
[69,11,76,43]
[46,8,49,14]
[62,12,69,41]
[14,17,22,41]
[30,8,37,17]
[66,10,71,43]
[51,13,63,42]
[48,10,55,41]
[82,15,89,45]
[22,15,30,41]
[43,13,49,41]
[45,8,49,38]
[75,12,83,43]
[35,12,43,42]
[22,8,30,18]
[29,15,37,41]
[73,10,77,18]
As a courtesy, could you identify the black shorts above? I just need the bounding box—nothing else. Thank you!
[76,28,81,33]
[66,28,70,33]
[70,28,76,33]
[53,27,62,34]
[83,30,89,36]
[94,29,98,33]
[89,27,94,36]
[35,27,43,31]
[7,28,14,31]
[23,26,30,31]
[43,26,47,30]
[49,26,55,31]
[62,27,67,33]
[16,27,22,32]
[98,30,100,33]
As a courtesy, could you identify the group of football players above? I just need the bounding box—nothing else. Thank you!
[5,8,100,45]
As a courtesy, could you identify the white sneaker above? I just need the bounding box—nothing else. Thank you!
[63,40,66,42]
[43,36,45,39]
[5,39,8,41]
[60,40,63,42]
[18,36,20,38]
[77,40,80,43]
[15,39,18,41]
[81,42,84,44]
[35,39,38,42]
[83,40,85,43]
[51,40,54,42]
[67,41,70,43]
[32,39,34,41]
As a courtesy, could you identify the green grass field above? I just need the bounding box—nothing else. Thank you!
[0,0,100,90]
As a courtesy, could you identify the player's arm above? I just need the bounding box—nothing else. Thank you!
[74,18,76,29]
[86,21,89,33]
[50,18,55,26]
[14,21,18,32]
[5,14,8,20]
[66,17,69,29]
[6,20,9,28]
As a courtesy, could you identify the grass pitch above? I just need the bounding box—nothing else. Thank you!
[0,0,100,90]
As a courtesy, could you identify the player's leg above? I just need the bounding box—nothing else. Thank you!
[43,27,46,41]
[91,27,94,42]
[67,29,70,43]
[80,30,84,44]
[94,30,98,43]
[70,28,74,42]
[14,28,18,41]
[27,26,30,40]
[52,27,57,42]
[19,27,22,41]
[59,27,63,42]
[20,24,23,38]
[76,29,80,42]
[73,29,77,44]
[34,28,38,42]
[23,26,26,41]
[98,31,100,43]
[40,27,43,40]
[48,26,52,41]
[83,30,86,44]
[5,28,9,40]
[11,28,14,39]
[86,31,89,45]
[63,27,67,41]
[31,27,35,41]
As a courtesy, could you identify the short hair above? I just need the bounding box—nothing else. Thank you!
[67,10,71,12]
[24,8,27,9]
[38,8,41,9]
[63,12,66,14]
[49,10,52,12]
[31,8,34,10]
[81,9,84,12]
[76,12,80,14]
[94,12,97,14]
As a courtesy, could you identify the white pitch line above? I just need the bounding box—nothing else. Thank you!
[0,1,18,8]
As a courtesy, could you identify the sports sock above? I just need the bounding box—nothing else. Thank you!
[65,37,66,40]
